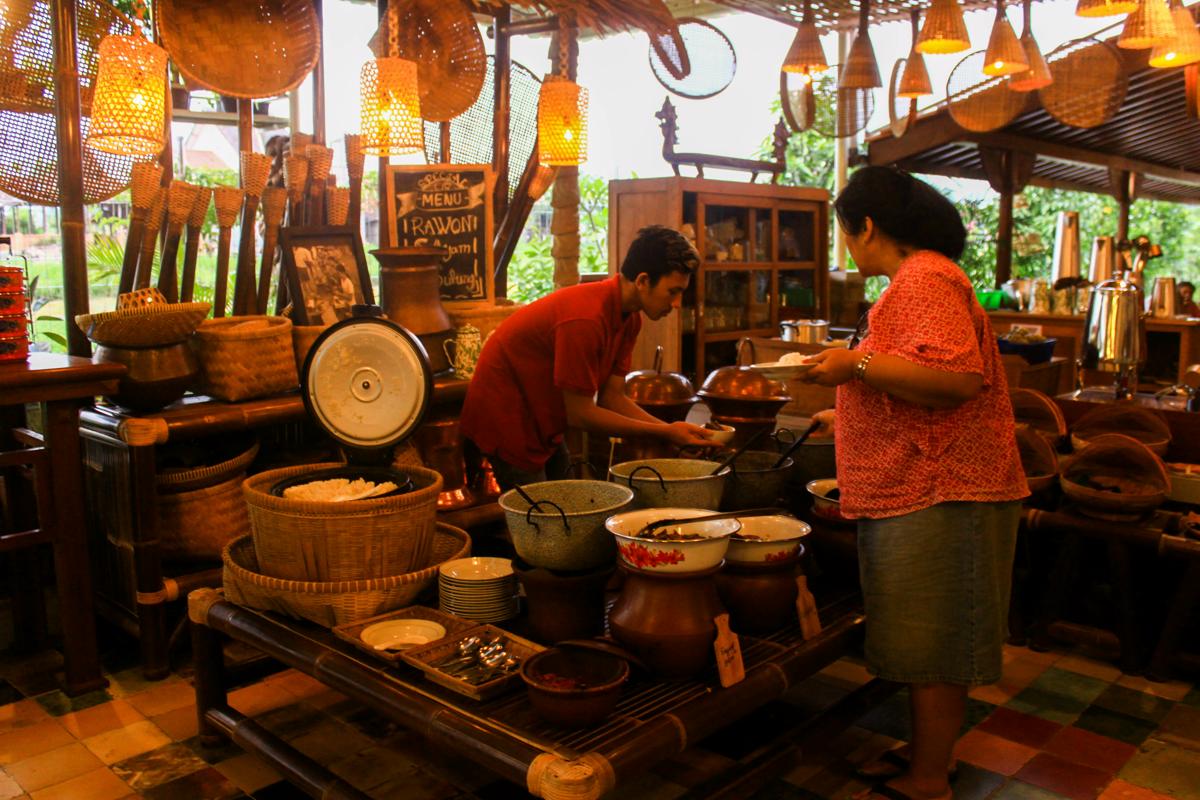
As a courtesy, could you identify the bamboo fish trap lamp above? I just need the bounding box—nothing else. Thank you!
[87,34,168,157]
[538,16,589,167]
[360,0,424,157]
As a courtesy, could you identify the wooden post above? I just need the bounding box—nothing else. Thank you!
[1109,168,1136,242]
[52,0,90,357]
[980,147,1035,287]
[493,5,511,228]
[439,120,451,164]
[376,0,389,248]
[312,0,326,145]
[237,99,254,156]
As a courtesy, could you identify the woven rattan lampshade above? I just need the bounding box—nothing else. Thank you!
[1076,0,1139,16]
[360,56,424,157]
[1010,0,1053,91]
[1119,0,1176,49]
[840,0,881,89]
[898,10,932,98]
[1149,3,1200,67]
[538,74,588,166]
[918,0,971,54]
[782,0,827,75]
[86,34,167,156]
[984,1,1028,76]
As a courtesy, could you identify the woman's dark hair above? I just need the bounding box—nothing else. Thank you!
[834,166,967,261]
[620,225,699,285]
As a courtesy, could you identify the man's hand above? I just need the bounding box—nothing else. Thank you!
[664,421,718,449]
[798,349,861,387]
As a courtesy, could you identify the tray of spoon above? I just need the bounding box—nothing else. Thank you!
[401,623,545,700]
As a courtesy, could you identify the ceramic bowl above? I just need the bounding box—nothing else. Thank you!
[520,647,629,728]
[498,480,633,571]
[705,423,736,446]
[806,478,852,525]
[605,507,738,573]
[726,514,811,564]
[360,619,446,651]
[608,459,730,510]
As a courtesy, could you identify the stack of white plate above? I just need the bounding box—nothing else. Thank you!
[438,557,519,622]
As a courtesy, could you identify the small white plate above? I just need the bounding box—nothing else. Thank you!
[360,619,446,651]
[438,557,514,580]
[749,360,817,381]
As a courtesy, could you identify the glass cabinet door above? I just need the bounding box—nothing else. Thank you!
[778,208,816,262]
[702,270,770,332]
[779,269,816,316]
[702,205,751,263]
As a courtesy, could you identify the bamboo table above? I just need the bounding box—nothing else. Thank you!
[187,590,864,800]
[0,353,124,695]
[78,378,481,680]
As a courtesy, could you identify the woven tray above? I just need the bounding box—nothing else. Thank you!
[221,523,471,628]
[332,605,475,665]
[400,623,545,701]
[76,301,210,348]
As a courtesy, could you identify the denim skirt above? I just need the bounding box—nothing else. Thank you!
[856,500,1021,686]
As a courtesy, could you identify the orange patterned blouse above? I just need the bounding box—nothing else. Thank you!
[834,250,1029,519]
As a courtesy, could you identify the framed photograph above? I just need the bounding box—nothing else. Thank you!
[279,226,375,326]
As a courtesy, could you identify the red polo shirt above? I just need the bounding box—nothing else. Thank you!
[460,277,640,471]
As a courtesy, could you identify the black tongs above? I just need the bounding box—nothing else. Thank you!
[635,506,789,538]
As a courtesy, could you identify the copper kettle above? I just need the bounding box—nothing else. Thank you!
[624,345,698,422]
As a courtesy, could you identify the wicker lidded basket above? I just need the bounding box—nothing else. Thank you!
[222,523,470,627]
[243,462,443,582]
[156,437,260,560]
[1059,433,1169,519]
[191,315,298,402]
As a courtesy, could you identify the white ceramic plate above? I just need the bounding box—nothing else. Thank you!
[360,619,446,651]
[438,557,514,580]
[749,361,817,381]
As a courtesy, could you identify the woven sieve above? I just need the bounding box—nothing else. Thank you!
[780,70,816,133]
[947,51,1028,133]
[648,17,737,99]
[1039,38,1127,129]
[158,0,320,99]
[326,187,351,227]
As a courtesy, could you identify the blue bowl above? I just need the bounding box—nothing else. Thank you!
[996,337,1057,365]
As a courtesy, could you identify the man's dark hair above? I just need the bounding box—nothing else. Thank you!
[834,166,967,261]
[1181,281,1196,292]
[620,225,699,285]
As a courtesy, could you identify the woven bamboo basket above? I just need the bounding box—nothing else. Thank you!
[1070,403,1170,456]
[291,323,329,375]
[1010,388,1067,445]
[243,463,444,583]
[1015,426,1058,494]
[158,475,252,561]
[1059,433,1169,518]
[222,523,471,627]
[157,437,260,493]
[192,315,297,402]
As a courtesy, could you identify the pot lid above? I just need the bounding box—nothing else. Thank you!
[624,369,697,405]
[302,311,433,464]
[698,366,790,401]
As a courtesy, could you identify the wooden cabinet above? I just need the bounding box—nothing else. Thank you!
[608,177,830,382]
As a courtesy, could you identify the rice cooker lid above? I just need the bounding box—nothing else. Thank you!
[301,309,432,463]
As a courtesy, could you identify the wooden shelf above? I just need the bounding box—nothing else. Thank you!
[171,109,290,130]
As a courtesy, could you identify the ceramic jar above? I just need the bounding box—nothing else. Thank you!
[442,324,482,380]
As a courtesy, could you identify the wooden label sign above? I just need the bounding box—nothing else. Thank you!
[713,613,745,688]
[384,164,494,304]
[796,575,823,640]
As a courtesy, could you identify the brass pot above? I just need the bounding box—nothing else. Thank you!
[374,246,453,373]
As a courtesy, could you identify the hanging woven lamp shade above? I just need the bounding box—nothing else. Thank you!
[86,35,167,157]
[918,0,971,55]
[359,56,424,156]
[983,0,1028,76]
[538,74,589,166]
[898,10,932,98]
[1149,3,1200,67]
[1009,0,1053,90]
[1119,0,1175,49]
[840,0,880,89]
[782,0,827,75]
[1076,0,1139,16]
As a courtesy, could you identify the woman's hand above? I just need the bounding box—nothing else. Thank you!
[663,421,718,449]
[799,349,862,387]
[811,408,836,439]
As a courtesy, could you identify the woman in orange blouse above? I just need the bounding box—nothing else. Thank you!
[802,167,1028,800]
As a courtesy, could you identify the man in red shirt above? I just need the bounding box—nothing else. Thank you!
[461,225,715,489]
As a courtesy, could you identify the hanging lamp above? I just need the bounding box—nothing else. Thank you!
[983,0,1028,75]
[86,34,167,157]
[359,0,424,156]
[782,0,828,80]
[1009,0,1053,90]
[840,0,880,89]
[538,16,589,166]
[1075,0,1139,16]
[1149,1,1200,67]
[898,9,933,98]
[917,0,971,55]
[1119,0,1176,49]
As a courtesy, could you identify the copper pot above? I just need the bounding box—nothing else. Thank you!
[374,246,453,373]
[624,345,698,420]
[95,342,199,412]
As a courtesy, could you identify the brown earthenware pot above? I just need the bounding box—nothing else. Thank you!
[715,554,802,635]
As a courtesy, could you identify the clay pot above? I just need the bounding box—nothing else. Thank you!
[521,647,628,728]
[373,246,453,373]
[94,341,199,411]
[716,552,803,635]
[607,563,725,680]
[514,560,614,643]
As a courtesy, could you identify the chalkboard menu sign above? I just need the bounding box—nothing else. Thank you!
[384,164,494,304]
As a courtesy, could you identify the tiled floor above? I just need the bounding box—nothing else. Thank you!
[0,627,1197,799]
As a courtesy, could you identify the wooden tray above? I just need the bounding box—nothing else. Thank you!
[400,623,544,701]
[332,606,475,664]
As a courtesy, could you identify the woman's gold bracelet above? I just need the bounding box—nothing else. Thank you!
[854,352,874,381]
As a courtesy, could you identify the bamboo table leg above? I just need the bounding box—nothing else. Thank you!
[1146,560,1200,683]
[1106,539,1144,675]
[190,591,227,747]
[130,442,169,680]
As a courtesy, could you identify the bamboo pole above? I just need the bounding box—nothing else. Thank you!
[257,186,287,314]
[234,152,272,316]
[492,4,511,228]
[312,0,326,144]
[52,0,90,356]
[135,185,167,290]
[158,182,200,303]
[181,186,212,302]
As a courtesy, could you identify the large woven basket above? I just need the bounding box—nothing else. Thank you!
[157,436,259,493]
[243,463,443,583]
[1059,433,1169,518]
[159,475,252,561]
[192,316,298,402]
[222,523,471,627]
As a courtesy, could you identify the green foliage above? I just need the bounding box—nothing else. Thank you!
[507,228,555,304]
